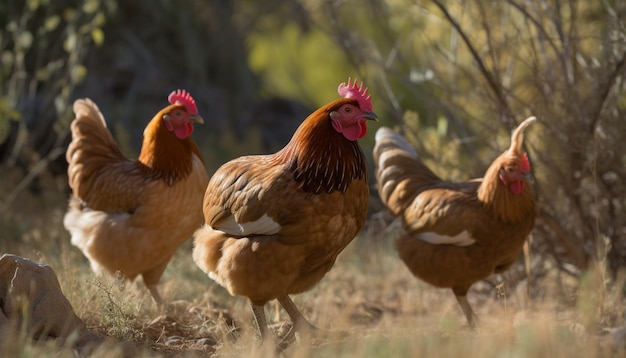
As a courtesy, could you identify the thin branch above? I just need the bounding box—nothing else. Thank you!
[537,211,587,269]
[587,50,626,133]
[429,0,512,119]
[545,0,575,84]
[477,1,501,84]
[1,146,66,212]
[507,0,561,58]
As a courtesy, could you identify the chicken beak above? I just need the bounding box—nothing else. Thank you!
[521,171,535,183]
[362,111,378,121]
[189,114,204,124]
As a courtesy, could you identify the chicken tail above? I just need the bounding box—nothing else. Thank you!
[373,127,441,217]
[66,99,126,198]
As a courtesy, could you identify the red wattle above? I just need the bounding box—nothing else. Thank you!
[510,180,525,195]
[174,123,194,139]
[340,122,367,141]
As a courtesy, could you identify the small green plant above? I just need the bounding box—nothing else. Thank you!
[0,0,114,210]
[86,274,147,342]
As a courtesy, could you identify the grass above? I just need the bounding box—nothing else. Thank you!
[1,171,624,357]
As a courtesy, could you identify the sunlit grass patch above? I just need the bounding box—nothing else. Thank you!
[0,191,624,357]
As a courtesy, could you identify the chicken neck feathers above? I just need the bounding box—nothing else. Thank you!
[477,155,535,223]
[273,98,368,194]
[138,105,204,185]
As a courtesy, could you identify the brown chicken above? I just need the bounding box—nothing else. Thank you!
[373,117,536,328]
[192,79,377,341]
[64,90,209,304]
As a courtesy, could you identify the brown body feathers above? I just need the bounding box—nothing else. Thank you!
[374,117,537,327]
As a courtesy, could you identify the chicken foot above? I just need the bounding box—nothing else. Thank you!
[250,296,317,343]
[251,295,347,344]
[454,294,478,329]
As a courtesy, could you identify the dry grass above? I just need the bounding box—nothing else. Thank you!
[1,175,624,357]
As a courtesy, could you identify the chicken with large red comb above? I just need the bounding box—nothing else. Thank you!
[64,89,208,304]
[193,78,377,342]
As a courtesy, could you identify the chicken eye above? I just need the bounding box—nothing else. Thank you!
[344,107,352,113]
[500,166,514,174]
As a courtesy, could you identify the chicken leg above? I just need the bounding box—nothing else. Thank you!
[250,295,320,343]
[277,295,319,340]
[454,293,478,328]
[251,303,271,341]
[142,257,171,306]
[144,285,162,306]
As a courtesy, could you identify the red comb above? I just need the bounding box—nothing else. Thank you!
[338,78,372,112]
[520,153,530,172]
[168,89,198,115]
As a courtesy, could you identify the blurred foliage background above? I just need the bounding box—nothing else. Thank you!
[0,0,625,297]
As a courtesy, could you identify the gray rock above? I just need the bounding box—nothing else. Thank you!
[0,254,102,351]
